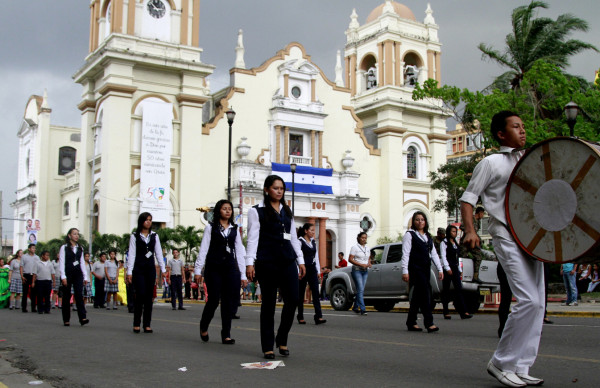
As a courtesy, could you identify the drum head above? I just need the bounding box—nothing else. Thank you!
[506,137,600,263]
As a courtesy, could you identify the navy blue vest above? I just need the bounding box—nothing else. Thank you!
[300,238,317,267]
[133,233,157,272]
[255,205,297,263]
[206,223,237,265]
[63,244,83,278]
[444,238,459,267]
[408,231,433,272]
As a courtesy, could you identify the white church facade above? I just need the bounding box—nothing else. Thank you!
[12,1,449,268]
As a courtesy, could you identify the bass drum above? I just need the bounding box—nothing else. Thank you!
[506,137,600,264]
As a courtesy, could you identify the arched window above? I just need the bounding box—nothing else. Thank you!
[63,201,70,216]
[407,146,417,178]
[58,146,77,175]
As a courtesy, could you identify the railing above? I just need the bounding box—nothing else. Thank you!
[289,155,312,165]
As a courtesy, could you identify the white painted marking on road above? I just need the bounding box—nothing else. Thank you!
[546,324,600,328]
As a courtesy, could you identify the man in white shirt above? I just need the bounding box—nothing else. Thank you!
[461,111,544,388]
[167,249,185,310]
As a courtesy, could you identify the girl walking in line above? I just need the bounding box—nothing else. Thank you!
[126,212,167,333]
[59,228,90,326]
[440,224,472,320]
[245,175,306,359]
[296,223,326,325]
[194,199,247,345]
[401,211,443,333]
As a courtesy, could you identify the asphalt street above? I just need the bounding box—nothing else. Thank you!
[1,302,598,387]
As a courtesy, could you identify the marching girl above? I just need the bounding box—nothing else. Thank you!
[8,250,23,310]
[296,223,327,325]
[245,175,306,359]
[401,211,443,333]
[126,212,167,333]
[194,199,247,344]
[59,228,90,326]
[440,224,472,320]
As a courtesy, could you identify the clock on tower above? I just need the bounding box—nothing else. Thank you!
[147,0,166,19]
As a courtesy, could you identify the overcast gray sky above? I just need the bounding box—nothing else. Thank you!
[1,0,598,236]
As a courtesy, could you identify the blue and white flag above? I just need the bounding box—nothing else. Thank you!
[271,163,333,195]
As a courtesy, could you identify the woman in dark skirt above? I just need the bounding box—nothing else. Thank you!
[59,228,89,326]
[296,223,326,325]
[401,211,443,333]
[126,212,167,333]
[194,199,247,344]
[245,175,306,359]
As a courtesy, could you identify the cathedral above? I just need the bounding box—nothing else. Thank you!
[12,1,449,268]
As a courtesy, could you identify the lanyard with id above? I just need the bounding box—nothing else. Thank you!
[279,211,291,241]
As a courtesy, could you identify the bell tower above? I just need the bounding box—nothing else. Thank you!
[75,0,214,236]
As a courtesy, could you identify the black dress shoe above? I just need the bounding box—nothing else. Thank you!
[407,325,423,332]
[200,331,209,342]
[461,314,473,320]
[314,318,327,325]
[144,328,153,333]
[443,314,452,320]
[277,347,290,356]
[543,318,553,324]
[427,326,439,333]
[178,307,186,310]
[297,318,306,324]
[79,318,90,326]
[232,315,240,319]
[222,338,236,344]
[63,322,70,326]
[263,352,275,360]
[133,327,141,333]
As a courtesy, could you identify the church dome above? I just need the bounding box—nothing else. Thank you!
[366,1,416,23]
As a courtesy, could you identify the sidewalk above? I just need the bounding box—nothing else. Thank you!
[165,294,600,318]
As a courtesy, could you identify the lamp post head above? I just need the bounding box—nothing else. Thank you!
[226,108,236,125]
[290,163,297,173]
[564,101,579,122]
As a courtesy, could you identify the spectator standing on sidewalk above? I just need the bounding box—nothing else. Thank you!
[335,252,347,268]
[168,248,185,310]
[20,244,40,313]
[92,253,106,308]
[577,264,591,296]
[561,262,578,306]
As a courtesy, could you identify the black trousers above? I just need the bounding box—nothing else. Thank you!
[36,280,52,313]
[184,281,191,299]
[133,267,156,328]
[22,274,37,311]
[126,283,135,312]
[93,278,105,307]
[170,275,183,308]
[297,267,323,320]
[441,264,467,316]
[200,260,240,340]
[62,273,87,323]
[497,263,512,336]
[255,259,299,353]
[406,267,434,328]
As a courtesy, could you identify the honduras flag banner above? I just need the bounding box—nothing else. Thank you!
[271,163,333,195]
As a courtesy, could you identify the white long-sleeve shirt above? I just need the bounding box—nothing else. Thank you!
[244,202,304,266]
[299,236,320,275]
[59,245,90,282]
[401,230,444,275]
[194,223,247,280]
[126,232,167,276]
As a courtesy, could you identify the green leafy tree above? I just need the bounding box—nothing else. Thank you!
[36,235,89,259]
[478,1,598,91]
[428,157,480,218]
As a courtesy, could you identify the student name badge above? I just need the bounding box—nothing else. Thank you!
[283,233,291,241]
[73,261,79,267]
[145,251,153,258]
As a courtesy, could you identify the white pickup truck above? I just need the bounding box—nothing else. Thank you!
[326,242,500,312]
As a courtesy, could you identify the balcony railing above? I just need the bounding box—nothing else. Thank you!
[289,155,312,165]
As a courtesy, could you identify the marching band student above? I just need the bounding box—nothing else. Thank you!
[296,223,326,325]
[32,250,55,314]
[401,211,443,333]
[194,199,247,344]
[440,224,472,320]
[461,111,544,387]
[104,250,119,310]
[8,250,23,310]
[126,212,167,334]
[245,175,306,359]
[59,228,90,326]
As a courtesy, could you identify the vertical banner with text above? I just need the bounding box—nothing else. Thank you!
[140,100,173,222]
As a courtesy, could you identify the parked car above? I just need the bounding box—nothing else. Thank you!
[326,242,500,312]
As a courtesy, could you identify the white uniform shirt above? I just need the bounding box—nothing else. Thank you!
[21,253,40,274]
[92,261,105,279]
[10,259,21,278]
[195,223,247,280]
[105,260,118,279]
[460,146,524,240]
[126,232,167,276]
[58,245,90,282]
[401,230,443,275]
[34,260,55,281]
[168,258,185,276]
[349,243,370,267]
[244,202,304,266]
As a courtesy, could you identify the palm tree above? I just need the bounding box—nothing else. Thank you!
[478,1,597,91]
[174,225,203,264]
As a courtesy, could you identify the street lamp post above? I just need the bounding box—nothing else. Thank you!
[89,131,98,256]
[290,163,297,215]
[225,108,236,201]
[564,101,579,137]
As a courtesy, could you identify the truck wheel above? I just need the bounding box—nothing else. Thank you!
[330,284,352,311]
[464,293,481,313]
[373,301,396,312]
